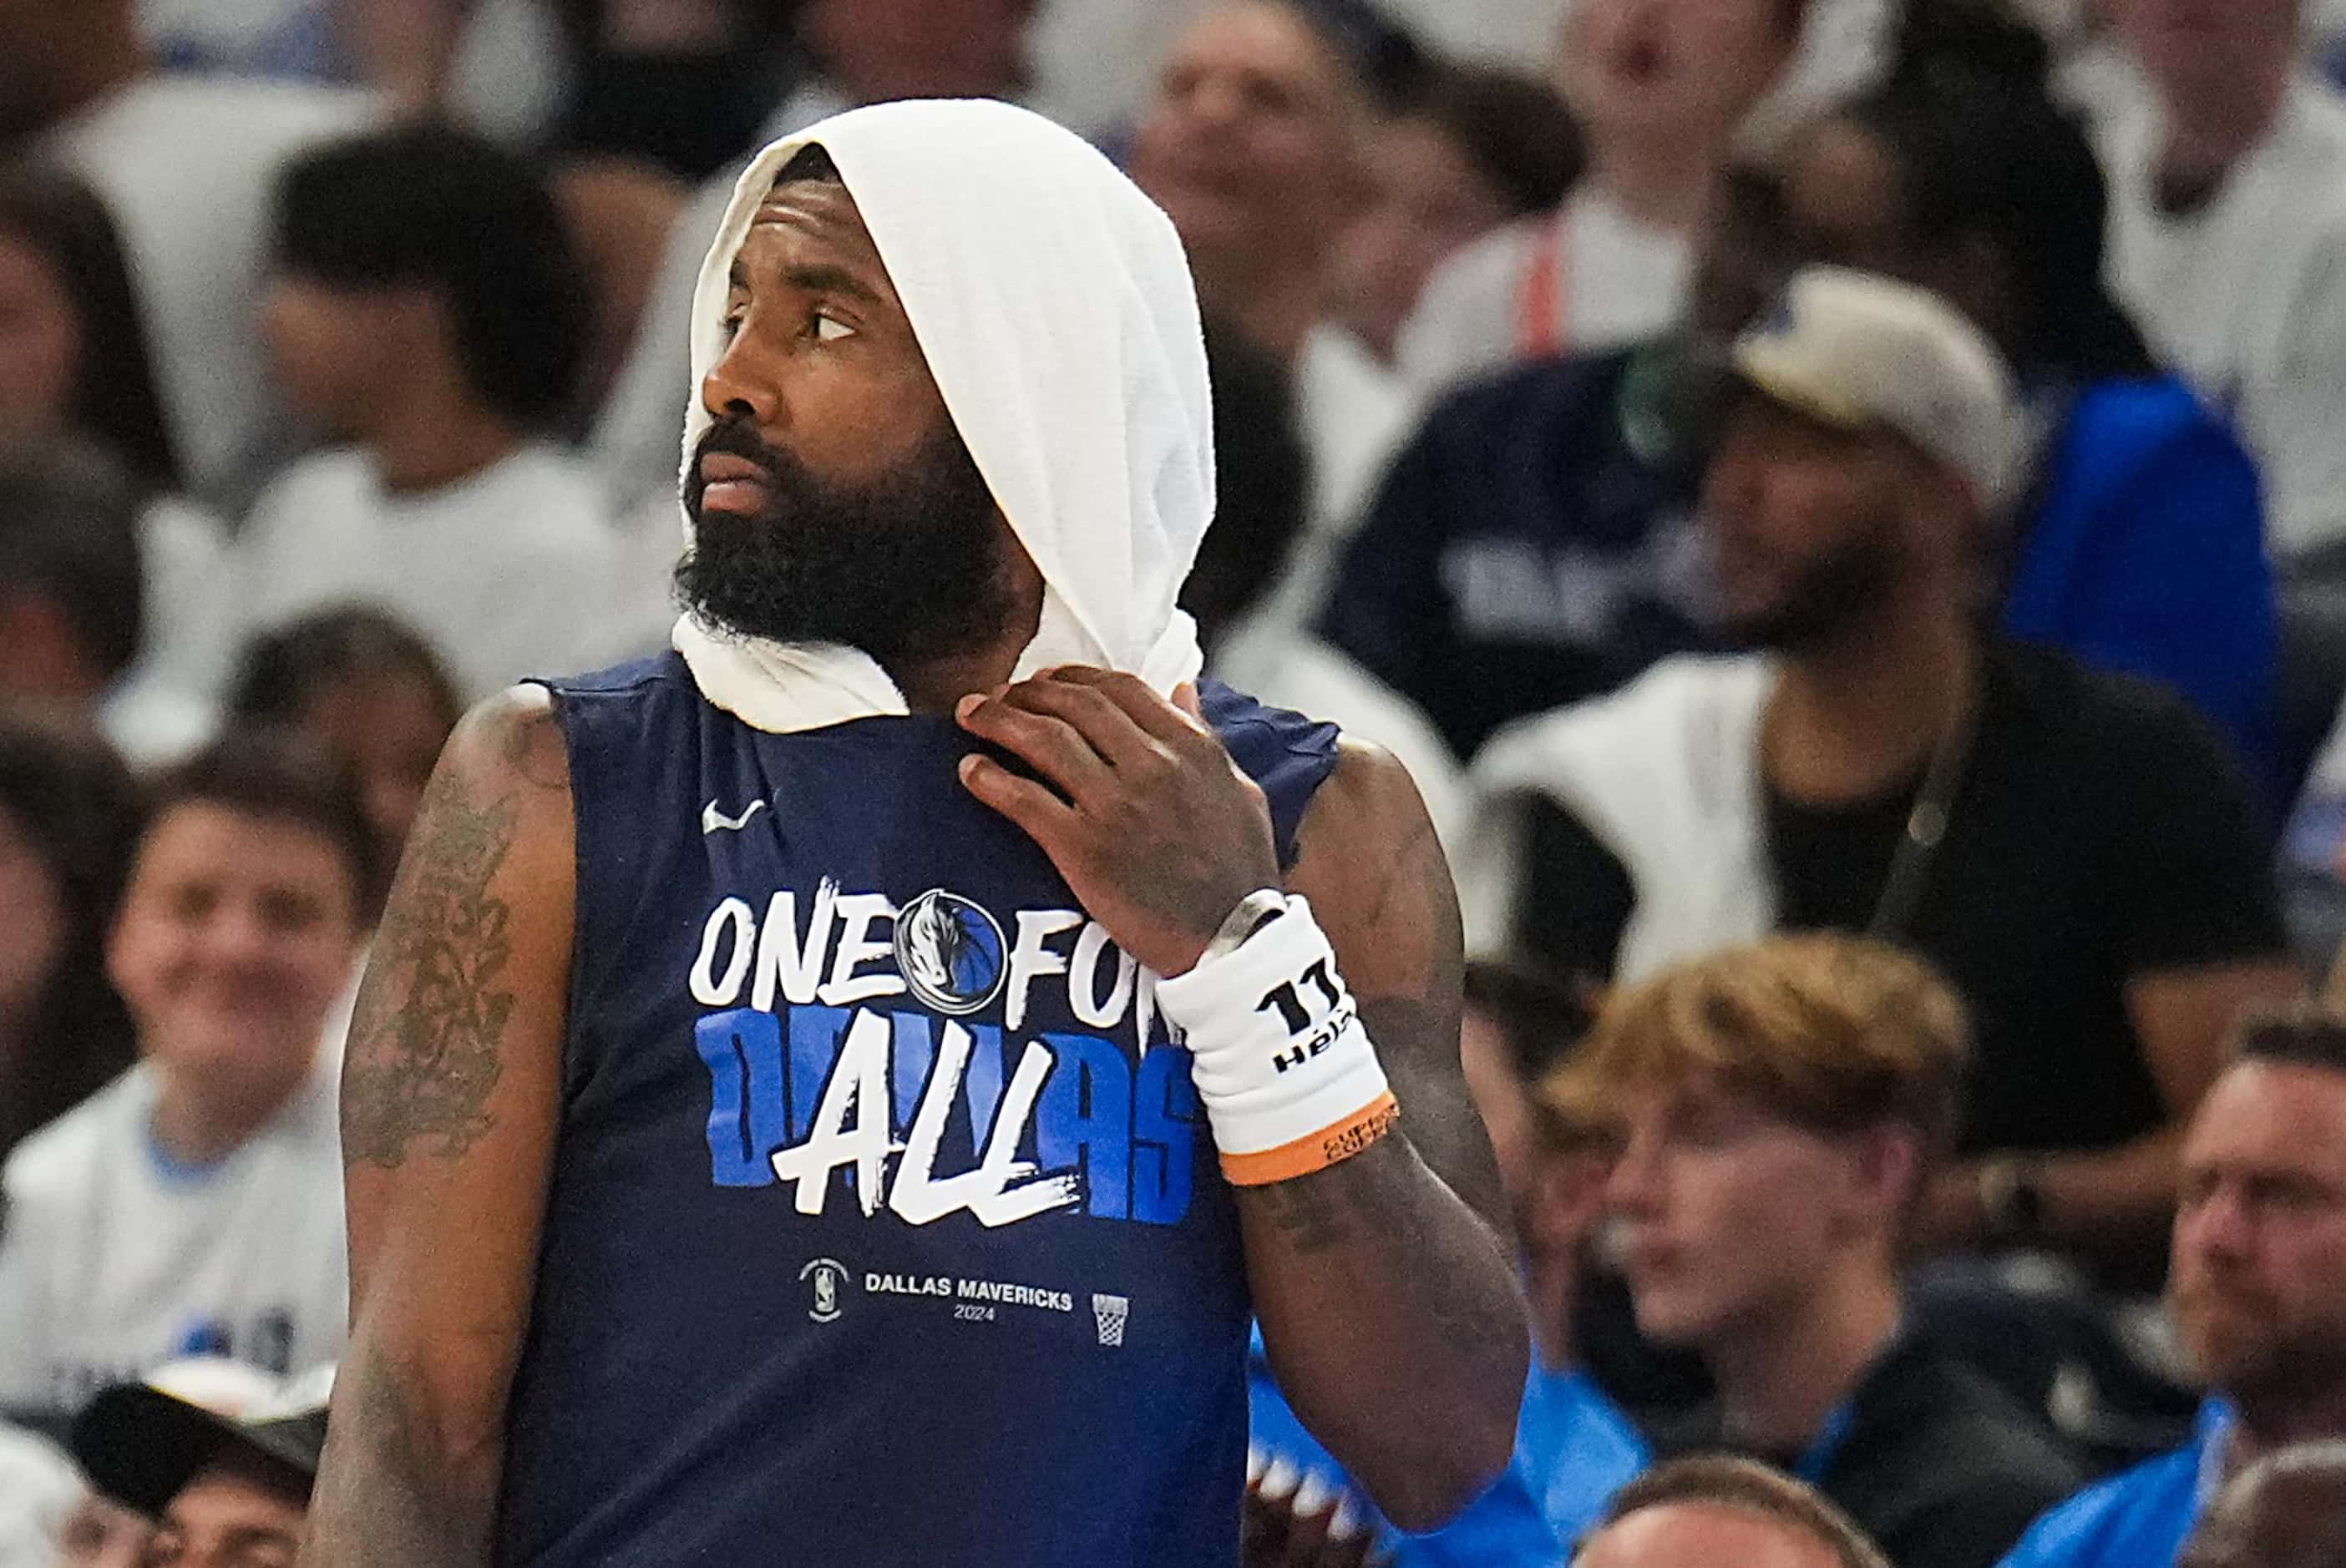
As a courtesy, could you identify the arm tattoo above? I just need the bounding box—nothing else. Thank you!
[341,761,522,1169]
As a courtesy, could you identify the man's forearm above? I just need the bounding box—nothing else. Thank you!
[301,1345,503,1566]
[1242,1133,1528,1533]
[2033,1126,2186,1254]
[1930,1128,2185,1262]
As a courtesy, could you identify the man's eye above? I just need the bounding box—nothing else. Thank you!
[813,313,856,343]
[719,313,744,341]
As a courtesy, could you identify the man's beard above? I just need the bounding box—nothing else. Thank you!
[1717,523,1900,652]
[2175,1278,2346,1410]
[676,415,1018,671]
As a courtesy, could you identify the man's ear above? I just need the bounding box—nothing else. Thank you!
[1842,1123,1923,1236]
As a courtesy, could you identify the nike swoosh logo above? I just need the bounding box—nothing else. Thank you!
[702,799,768,835]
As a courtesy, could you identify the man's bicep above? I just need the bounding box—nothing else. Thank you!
[1290,741,1505,1228]
[337,685,573,1424]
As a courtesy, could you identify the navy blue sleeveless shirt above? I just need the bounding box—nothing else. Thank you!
[495,653,1341,1565]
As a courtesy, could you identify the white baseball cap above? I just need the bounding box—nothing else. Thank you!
[1730,266,2027,510]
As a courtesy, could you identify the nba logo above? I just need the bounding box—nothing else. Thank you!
[1092,1294,1129,1348]
[801,1258,849,1323]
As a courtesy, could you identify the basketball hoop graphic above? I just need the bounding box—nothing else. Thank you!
[1092,1293,1129,1348]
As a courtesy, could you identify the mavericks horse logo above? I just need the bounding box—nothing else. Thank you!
[893,889,1008,1017]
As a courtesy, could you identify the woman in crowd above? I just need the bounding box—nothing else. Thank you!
[225,607,463,907]
[0,164,238,735]
[1773,13,2281,795]
[0,712,144,1162]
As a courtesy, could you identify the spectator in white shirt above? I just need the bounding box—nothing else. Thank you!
[0,732,368,1423]
[2096,0,2346,567]
[241,124,634,701]
[1397,0,1810,392]
[0,164,238,718]
[0,0,375,502]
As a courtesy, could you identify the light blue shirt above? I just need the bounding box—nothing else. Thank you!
[1996,1402,2232,1568]
[1248,1328,1649,1565]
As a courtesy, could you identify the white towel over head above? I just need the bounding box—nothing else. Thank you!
[670,98,1214,733]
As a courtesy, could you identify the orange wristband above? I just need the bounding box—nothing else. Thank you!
[1219,1093,1401,1187]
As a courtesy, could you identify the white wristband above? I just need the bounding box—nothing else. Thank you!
[1153,894,1397,1186]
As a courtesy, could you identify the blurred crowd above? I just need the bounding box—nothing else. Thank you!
[8,0,2346,1563]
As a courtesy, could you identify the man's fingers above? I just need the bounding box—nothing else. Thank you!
[1048,665,1208,747]
[957,754,1077,845]
[1282,1476,1340,1565]
[1173,681,1206,725]
[998,676,1164,771]
[955,692,1113,802]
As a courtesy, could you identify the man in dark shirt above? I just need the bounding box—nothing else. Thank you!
[1465,267,2298,1280]
[1544,934,2084,1568]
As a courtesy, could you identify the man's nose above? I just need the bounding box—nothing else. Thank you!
[1605,1129,1663,1215]
[2179,1183,2257,1264]
[701,318,788,432]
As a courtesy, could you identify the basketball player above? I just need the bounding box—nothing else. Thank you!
[299,101,1525,1564]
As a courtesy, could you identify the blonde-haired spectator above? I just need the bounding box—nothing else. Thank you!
[1544,933,2080,1568]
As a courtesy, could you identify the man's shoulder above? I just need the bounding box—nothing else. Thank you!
[1866,1347,2082,1490]
[57,73,376,167]
[123,72,377,144]
[1996,1439,2202,1568]
[396,447,619,565]
[1989,641,2233,766]
[1422,347,1640,439]
[2278,73,2346,176]
[464,446,619,534]
[1472,654,1771,794]
[1841,1347,2087,1565]
[251,447,372,506]
[1200,679,1343,792]
[3,1071,148,1207]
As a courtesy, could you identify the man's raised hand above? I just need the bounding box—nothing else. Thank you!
[955,666,1278,977]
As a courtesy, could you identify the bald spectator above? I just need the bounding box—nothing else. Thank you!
[1574,1456,1893,1568]
[2003,1015,2346,1568]
[3,0,376,500]
[2180,1444,2346,1568]
[1399,0,1809,392]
